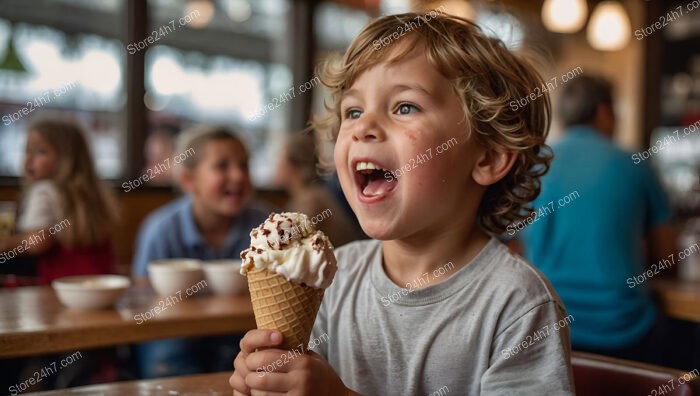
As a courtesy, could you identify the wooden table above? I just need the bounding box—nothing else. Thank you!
[652,278,700,323]
[0,284,256,358]
[32,371,232,395]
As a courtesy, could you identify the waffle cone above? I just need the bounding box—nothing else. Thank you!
[246,268,324,351]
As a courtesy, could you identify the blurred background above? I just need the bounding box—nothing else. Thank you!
[0,0,696,183]
[0,0,696,274]
[0,1,697,183]
[0,0,699,392]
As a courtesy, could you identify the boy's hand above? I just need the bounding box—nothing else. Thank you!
[230,329,351,396]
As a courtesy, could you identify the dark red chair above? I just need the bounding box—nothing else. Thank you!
[572,351,700,396]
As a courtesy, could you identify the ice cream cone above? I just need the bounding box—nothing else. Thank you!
[247,267,324,351]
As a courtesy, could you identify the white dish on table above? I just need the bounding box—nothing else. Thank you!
[148,259,204,296]
[52,275,131,309]
[203,259,248,296]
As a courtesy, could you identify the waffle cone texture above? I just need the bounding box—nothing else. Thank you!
[246,268,324,351]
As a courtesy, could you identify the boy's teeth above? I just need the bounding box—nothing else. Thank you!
[356,161,383,171]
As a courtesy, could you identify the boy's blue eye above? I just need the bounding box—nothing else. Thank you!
[345,109,362,119]
[396,103,418,115]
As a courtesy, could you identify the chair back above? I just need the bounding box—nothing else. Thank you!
[572,351,700,396]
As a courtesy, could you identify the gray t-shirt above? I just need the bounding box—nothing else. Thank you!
[310,238,574,396]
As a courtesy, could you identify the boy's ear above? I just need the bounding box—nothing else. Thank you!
[472,147,517,186]
[178,168,196,193]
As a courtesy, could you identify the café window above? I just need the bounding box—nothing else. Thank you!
[144,0,293,186]
[0,0,127,179]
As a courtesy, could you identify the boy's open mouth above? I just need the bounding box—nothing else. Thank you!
[223,185,245,200]
[353,160,398,199]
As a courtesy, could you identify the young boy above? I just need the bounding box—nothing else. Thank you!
[132,126,269,378]
[230,12,574,395]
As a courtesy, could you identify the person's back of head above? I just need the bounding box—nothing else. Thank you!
[558,75,615,137]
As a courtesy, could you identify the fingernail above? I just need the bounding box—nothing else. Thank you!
[270,332,282,343]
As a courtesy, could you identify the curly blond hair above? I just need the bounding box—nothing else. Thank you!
[311,12,552,235]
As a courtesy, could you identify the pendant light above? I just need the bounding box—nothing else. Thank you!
[586,1,631,51]
[541,0,588,33]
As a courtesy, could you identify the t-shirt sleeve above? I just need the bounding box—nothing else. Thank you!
[17,182,60,232]
[639,162,672,228]
[132,217,170,277]
[481,301,574,395]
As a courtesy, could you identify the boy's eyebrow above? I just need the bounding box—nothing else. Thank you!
[392,83,432,97]
[341,89,359,101]
[340,84,432,102]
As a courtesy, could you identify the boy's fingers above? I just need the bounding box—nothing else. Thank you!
[229,372,250,395]
[250,391,285,396]
[245,349,293,374]
[240,330,283,353]
[234,355,250,376]
[246,372,292,394]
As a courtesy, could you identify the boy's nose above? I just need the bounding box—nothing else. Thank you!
[352,115,385,142]
[228,165,248,181]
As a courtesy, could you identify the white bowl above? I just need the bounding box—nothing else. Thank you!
[52,275,131,309]
[203,260,248,296]
[148,259,204,296]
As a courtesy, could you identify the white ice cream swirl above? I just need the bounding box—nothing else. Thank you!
[240,212,337,289]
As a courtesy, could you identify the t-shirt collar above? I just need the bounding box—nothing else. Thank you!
[370,237,500,306]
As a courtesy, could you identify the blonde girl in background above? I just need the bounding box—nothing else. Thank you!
[0,115,119,284]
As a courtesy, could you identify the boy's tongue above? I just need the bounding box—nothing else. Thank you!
[363,175,397,197]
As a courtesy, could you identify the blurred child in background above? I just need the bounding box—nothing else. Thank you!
[132,125,269,378]
[0,116,118,284]
[0,115,121,390]
[274,131,363,247]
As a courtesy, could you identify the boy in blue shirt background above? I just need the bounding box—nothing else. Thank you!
[132,126,269,378]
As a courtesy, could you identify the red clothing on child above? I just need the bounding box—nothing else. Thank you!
[38,240,116,284]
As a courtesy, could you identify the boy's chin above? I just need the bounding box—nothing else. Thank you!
[357,218,397,241]
[214,202,247,218]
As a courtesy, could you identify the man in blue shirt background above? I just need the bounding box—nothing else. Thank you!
[518,75,687,368]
